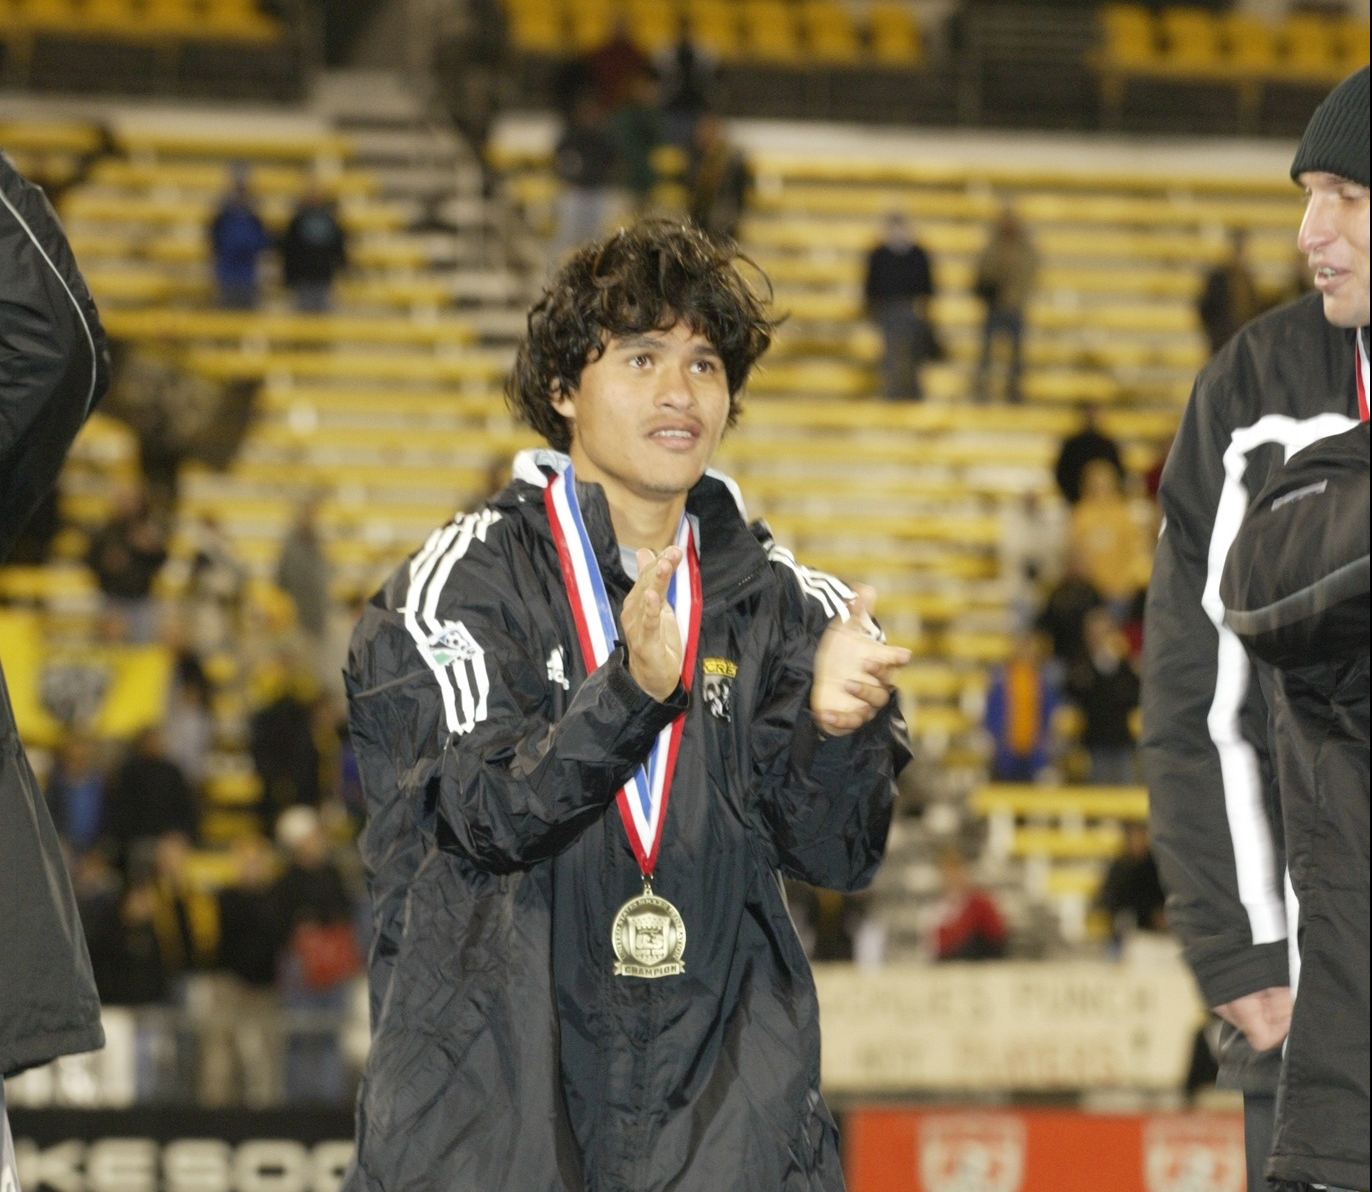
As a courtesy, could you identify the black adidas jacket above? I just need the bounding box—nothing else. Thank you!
[343,452,910,1192]
[1221,420,1369,1191]
[0,150,108,1076]
[1142,294,1362,1092]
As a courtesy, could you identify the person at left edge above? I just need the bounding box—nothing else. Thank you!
[343,219,913,1191]
[1,150,109,1167]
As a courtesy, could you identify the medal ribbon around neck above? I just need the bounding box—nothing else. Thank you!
[1356,328,1369,423]
[545,465,701,876]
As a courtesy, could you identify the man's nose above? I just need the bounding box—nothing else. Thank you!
[1297,195,1333,255]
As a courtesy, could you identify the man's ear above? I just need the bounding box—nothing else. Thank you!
[550,378,575,422]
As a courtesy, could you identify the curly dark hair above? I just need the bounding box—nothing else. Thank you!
[506,219,776,452]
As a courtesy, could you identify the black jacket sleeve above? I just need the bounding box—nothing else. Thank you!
[0,150,110,561]
[1221,421,1369,667]
[1141,353,1289,1009]
[750,555,911,892]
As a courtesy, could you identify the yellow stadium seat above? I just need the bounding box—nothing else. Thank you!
[508,3,564,54]
[1281,12,1340,79]
[687,0,743,60]
[1220,12,1278,76]
[1330,17,1370,73]
[867,2,921,65]
[802,0,861,65]
[568,3,618,53]
[1098,3,1159,68]
[626,0,679,53]
[17,0,83,31]
[740,0,804,64]
[1159,7,1223,72]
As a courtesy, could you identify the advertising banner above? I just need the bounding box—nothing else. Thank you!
[815,960,1205,1092]
[846,1108,1245,1192]
[7,1108,354,1192]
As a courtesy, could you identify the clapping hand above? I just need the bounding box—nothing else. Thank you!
[810,586,911,736]
[622,546,686,702]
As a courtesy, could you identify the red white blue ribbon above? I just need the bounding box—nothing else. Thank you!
[1357,328,1368,423]
[545,465,701,876]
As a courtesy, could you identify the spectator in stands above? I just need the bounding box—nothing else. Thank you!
[86,862,173,1008]
[274,804,359,1104]
[1198,228,1261,356]
[208,165,272,310]
[204,833,285,1107]
[279,181,348,313]
[687,113,750,243]
[613,70,665,214]
[983,629,1060,782]
[1000,490,1066,624]
[248,663,323,828]
[863,212,936,401]
[586,17,653,113]
[1054,404,1125,506]
[85,480,169,643]
[973,204,1038,403]
[1096,821,1166,944]
[104,727,200,869]
[656,15,716,147]
[549,93,620,266]
[1034,546,1104,672]
[926,848,1008,961]
[44,732,108,855]
[148,829,219,981]
[1069,457,1151,620]
[275,492,332,652]
[1066,607,1141,786]
[162,616,215,794]
[187,513,246,652]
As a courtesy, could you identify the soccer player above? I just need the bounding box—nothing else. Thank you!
[1142,66,1369,1192]
[344,220,912,1190]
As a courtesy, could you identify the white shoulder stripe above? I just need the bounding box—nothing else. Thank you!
[1207,411,1358,946]
[402,510,502,735]
[766,542,854,622]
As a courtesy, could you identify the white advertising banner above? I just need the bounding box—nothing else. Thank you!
[815,959,1206,1092]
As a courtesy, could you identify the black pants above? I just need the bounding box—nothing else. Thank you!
[1247,1091,1276,1192]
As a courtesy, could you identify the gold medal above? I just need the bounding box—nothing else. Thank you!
[612,880,686,979]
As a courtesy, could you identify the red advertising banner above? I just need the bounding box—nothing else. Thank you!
[846,1108,1246,1192]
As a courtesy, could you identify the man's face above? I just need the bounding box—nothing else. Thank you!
[1296,171,1371,328]
[553,321,731,510]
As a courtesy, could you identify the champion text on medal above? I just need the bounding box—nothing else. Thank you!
[612,886,687,979]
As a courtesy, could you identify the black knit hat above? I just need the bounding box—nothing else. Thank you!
[1291,65,1370,187]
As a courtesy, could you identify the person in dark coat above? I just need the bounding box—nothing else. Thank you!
[1221,419,1369,1192]
[104,726,200,868]
[1199,228,1262,356]
[209,165,272,309]
[0,149,108,1160]
[1066,607,1141,786]
[1142,67,1369,1192]
[863,212,935,401]
[1054,404,1125,506]
[279,182,347,312]
[342,221,912,1190]
[1096,820,1166,942]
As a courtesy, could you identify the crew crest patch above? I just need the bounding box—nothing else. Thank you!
[424,620,482,668]
[701,657,737,721]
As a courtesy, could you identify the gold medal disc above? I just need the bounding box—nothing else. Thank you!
[612,882,686,979]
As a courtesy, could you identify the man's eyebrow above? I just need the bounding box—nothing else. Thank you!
[614,334,668,350]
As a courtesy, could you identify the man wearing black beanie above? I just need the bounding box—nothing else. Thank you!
[1143,65,1369,1192]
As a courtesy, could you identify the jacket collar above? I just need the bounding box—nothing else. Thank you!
[506,448,770,606]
